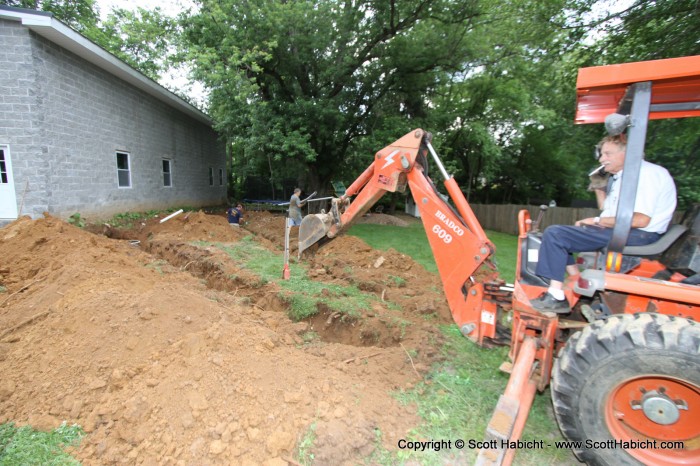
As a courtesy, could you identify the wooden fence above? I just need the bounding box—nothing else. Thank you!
[469,204,685,236]
[242,198,684,236]
[469,204,598,236]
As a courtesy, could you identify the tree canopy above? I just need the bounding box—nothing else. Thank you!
[9,0,700,209]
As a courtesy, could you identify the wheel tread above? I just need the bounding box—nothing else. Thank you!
[551,313,699,466]
[624,313,652,348]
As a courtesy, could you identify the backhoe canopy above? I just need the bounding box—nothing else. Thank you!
[575,55,700,124]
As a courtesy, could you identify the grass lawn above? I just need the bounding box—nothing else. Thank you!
[347,221,573,465]
[347,222,519,283]
[0,422,83,465]
[209,237,376,321]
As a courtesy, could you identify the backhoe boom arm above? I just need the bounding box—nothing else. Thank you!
[299,129,501,344]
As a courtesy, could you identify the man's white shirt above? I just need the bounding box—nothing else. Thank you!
[601,160,677,234]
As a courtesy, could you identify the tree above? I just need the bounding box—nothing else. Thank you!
[586,0,700,210]
[429,0,598,205]
[1,0,99,33]
[184,0,484,197]
[598,0,700,62]
[96,7,181,82]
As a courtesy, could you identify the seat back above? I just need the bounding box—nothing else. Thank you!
[622,224,688,256]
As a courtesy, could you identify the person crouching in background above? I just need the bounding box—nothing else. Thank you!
[227,203,244,227]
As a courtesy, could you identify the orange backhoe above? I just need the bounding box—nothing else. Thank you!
[298,55,700,465]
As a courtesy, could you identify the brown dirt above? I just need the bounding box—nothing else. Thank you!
[354,212,410,227]
[0,210,454,465]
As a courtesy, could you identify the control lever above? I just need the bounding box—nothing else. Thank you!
[532,200,556,232]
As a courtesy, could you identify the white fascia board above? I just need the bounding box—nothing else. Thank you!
[0,7,212,126]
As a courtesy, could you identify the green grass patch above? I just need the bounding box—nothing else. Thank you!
[144,259,169,274]
[296,421,317,465]
[345,222,568,464]
[300,330,321,345]
[384,316,412,339]
[390,326,571,465]
[0,422,84,466]
[105,211,158,229]
[105,207,197,229]
[348,222,438,273]
[486,230,519,284]
[388,275,406,287]
[67,213,85,228]
[205,237,374,321]
[347,223,518,283]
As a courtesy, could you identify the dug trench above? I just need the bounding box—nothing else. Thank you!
[139,211,451,350]
[0,210,455,465]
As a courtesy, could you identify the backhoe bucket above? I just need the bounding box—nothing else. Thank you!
[298,213,333,256]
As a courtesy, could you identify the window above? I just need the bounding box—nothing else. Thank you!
[116,152,131,188]
[162,159,172,187]
[0,148,8,184]
[208,167,214,186]
[218,168,224,186]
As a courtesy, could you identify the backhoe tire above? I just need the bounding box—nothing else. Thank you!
[551,313,700,466]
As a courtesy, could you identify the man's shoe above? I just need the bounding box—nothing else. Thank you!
[531,292,570,314]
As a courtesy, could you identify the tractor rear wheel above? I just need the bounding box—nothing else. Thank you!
[551,313,700,466]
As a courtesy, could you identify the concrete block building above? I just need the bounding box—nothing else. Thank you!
[0,6,227,224]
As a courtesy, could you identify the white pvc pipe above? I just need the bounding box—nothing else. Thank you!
[159,209,184,223]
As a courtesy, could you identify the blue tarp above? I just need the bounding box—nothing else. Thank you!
[243,199,290,206]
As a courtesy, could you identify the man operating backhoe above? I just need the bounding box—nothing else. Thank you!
[531,133,677,312]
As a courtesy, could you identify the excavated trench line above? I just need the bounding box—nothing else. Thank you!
[140,238,402,348]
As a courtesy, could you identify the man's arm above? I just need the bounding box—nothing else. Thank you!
[575,212,651,228]
[594,189,606,210]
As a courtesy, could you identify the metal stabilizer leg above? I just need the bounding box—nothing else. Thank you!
[475,337,538,466]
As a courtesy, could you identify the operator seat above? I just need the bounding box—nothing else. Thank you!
[595,223,688,276]
[622,224,688,256]
[658,204,700,283]
[615,205,700,280]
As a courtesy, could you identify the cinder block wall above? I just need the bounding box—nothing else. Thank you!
[0,19,46,220]
[0,18,226,222]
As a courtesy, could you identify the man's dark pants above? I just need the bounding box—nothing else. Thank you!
[535,225,661,282]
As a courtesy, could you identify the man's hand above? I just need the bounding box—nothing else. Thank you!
[587,170,610,191]
[575,217,599,227]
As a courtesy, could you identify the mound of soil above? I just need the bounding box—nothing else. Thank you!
[0,211,454,465]
[355,213,411,227]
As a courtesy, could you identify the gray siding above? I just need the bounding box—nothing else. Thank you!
[0,18,226,221]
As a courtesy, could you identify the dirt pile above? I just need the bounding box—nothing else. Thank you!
[355,212,410,227]
[0,211,456,465]
[243,211,453,344]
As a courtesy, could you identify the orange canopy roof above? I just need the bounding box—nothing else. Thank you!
[575,55,700,124]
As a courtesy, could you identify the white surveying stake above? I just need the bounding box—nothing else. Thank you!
[282,216,291,280]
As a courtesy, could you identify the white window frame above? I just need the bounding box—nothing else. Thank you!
[162,158,173,187]
[116,151,132,188]
[0,144,19,219]
[0,146,9,185]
